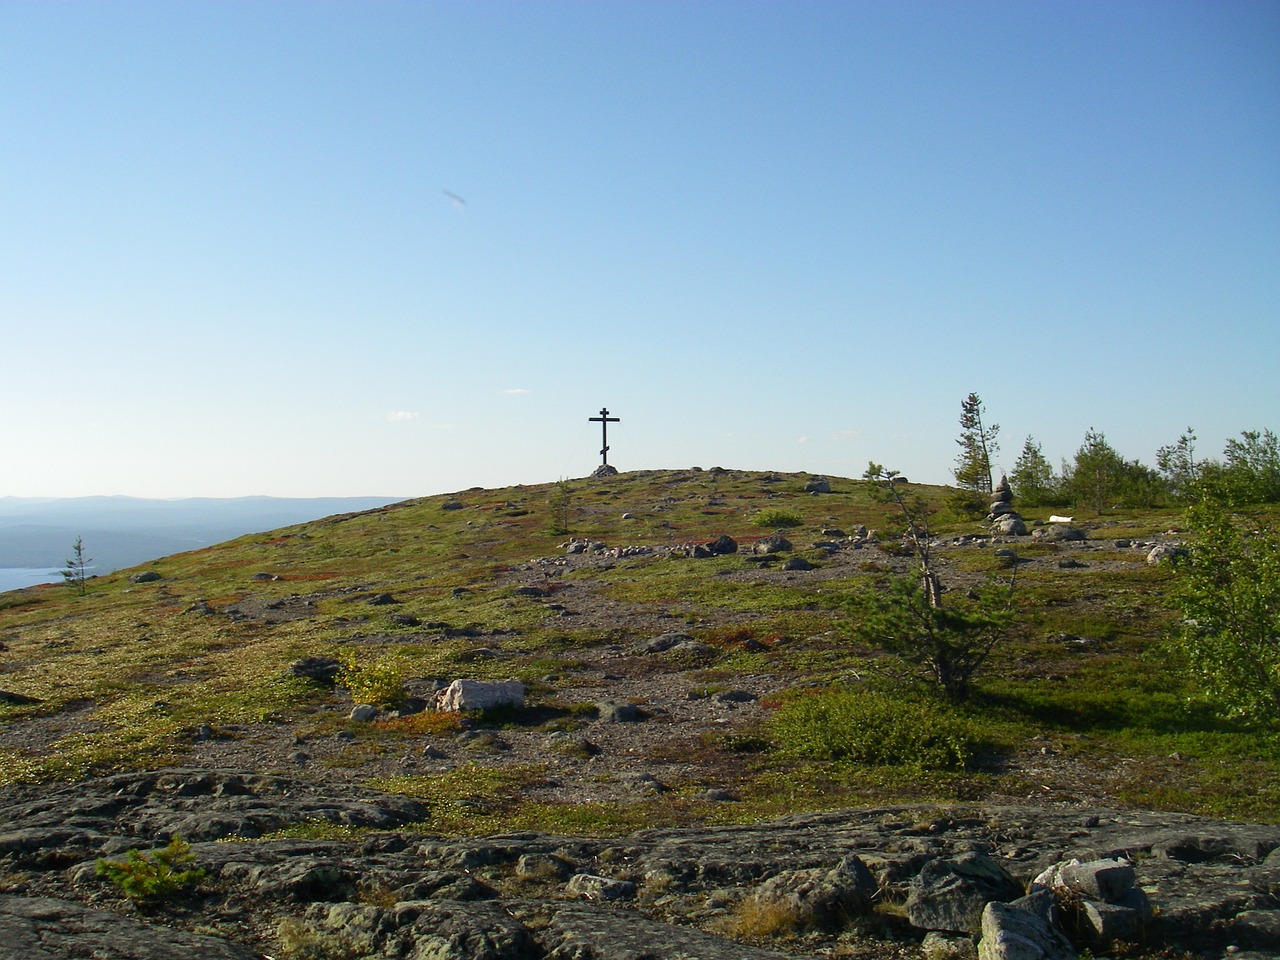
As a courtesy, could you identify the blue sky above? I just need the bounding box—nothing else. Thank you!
[3,1,1277,498]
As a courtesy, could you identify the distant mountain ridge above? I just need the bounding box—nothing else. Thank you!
[0,495,403,571]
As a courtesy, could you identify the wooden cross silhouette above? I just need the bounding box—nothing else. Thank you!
[589,407,620,467]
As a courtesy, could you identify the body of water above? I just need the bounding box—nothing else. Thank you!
[0,568,62,593]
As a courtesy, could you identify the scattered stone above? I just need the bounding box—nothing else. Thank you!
[907,854,1024,934]
[289,657,342,683]
[782,556,815,571]
[996,516,1028,536]
[566,873,637,901]
[435,680,525,713]
[515,853,574,881]
[366,593,399,606]
[441,500,464,511]
[513,585,547,598]
[635,632,693,654]
[1055,857,1135,901]
[348,704,378,722]
[128,571,163,584]
[750,854,877,931]
[620,772,667,795]
[699,788,737,802]
[705,534,738,555]
[753,534,793,555]
[1147,543,1189,565]
[712,689,757,704]
[1032,525,1085,543]
[595,701,646,723]
[804,477,832,493]
[978,891,1075,960]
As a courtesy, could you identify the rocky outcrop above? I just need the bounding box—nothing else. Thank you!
[2,770,1279,959]
[0,895,261,959]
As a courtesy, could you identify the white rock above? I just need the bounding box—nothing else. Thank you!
[435,679,525,712]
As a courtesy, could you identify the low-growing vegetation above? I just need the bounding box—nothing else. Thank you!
[95,836,206,903]
[1,456,1278,827]
[769,688,981,771]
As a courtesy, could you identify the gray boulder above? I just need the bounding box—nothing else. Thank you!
[996,516,1028,536]
[705,534,738,555]
[978,891,1075,960]
[1146,543,1188,566]
[749,854,877,931]
[753,534,793,555]
[635,632,692,654]
[1056,857,1135,901]
[595,701,646,723]
[907,854,1025,934]
[566,873,637,901]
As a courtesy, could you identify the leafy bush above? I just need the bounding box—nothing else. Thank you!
[337,649,406,706]
[96,836,206,902]
[768,688,978,770]
[1168,499,1280,726]
[753,508,803,528]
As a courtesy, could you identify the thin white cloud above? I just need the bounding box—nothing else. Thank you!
[796,436,811,444]
[387,411,420,422]
[834,429,863,442]
[500,388,531,395]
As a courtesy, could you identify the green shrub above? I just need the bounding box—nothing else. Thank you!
[96,836,206,902]
[769,688,978,770]
[1168,499,1280,726]
[753,508,803,529]
[337,649,406,706]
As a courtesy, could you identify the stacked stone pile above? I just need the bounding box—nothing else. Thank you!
[989,475,1028,536]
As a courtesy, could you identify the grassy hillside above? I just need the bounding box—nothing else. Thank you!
[1,468,1276,827]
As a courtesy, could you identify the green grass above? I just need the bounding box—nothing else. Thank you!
[2,470,1278,821]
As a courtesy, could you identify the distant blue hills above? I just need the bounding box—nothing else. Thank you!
[0,496,404,574]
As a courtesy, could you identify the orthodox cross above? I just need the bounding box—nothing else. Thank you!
[588,407,620,467]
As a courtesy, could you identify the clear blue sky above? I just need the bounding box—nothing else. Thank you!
[3,1,1277,498]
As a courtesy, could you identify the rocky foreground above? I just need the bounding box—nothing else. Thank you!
[0,769,1277,959]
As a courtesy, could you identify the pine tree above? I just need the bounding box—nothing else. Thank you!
[62,536,92,596]
[954,393,999,496]
[1010,436,1057,506]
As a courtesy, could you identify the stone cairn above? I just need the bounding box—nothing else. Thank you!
[989,475,1027,536]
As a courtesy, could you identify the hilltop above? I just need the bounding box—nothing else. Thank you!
[1,468,1277,959]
